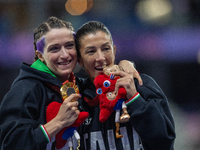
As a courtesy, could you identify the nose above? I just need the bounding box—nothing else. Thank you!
[96,50,105,62]
[60,47,69,58]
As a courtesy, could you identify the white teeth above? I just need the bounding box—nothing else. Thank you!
[59,61,70,65]
[96,66,103,69]
[96,64,107,69]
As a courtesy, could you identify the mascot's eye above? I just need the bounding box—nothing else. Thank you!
[96,88,103,95]
[103,80,111,87]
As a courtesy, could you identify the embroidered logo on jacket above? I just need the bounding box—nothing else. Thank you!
[85,118,92,125]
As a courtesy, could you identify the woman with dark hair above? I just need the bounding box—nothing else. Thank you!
[75,21,175,150]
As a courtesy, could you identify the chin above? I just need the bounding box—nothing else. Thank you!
[61,71,71,77]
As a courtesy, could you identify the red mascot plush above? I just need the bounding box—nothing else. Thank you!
[46,79,89,149]
[93,65,130,138]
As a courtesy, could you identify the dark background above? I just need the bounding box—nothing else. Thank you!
[0,0,200,149]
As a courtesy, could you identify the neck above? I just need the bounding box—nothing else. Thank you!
[59,73,76,83]
[59,74,70,83]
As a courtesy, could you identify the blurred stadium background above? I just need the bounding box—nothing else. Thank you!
[0,0,200,149]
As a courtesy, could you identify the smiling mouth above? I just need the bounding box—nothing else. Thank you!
[95,67,103,71]
[58,60,71,65]
[95,64,107,71]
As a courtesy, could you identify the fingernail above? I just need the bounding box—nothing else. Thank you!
[140,83,143,86]
[79,94,82,97]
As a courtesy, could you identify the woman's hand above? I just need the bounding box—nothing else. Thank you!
[44,94,81,138]
[111,70,138,100]
[118,60,143,86]
[56,94,80,127]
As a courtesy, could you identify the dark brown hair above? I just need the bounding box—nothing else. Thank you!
[75,21,113,58]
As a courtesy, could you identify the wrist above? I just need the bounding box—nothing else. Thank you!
[44,118,63,139]
[40,125,51,143]
[127,90,138,100]
[125,92,140,105]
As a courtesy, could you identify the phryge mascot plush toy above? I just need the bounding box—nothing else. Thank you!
[46,80,89,150]
[93,65,130,138]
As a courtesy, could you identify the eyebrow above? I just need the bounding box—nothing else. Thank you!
[85,42,111,50]
[85,46,95,50]
[48,44,60,49]
[48,41,75,47]
[102,42,110,46]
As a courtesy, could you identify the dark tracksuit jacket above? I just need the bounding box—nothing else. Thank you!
[0,60,175,150]
[76,74,175,150]
[0,61,64,150]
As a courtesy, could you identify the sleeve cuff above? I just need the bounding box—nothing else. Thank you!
[40,125,51,143]
[125,92,140,105]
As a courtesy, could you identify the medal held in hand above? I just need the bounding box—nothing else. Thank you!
[47,78,89,150]
[60,81,79,101]
[59,81,82,150]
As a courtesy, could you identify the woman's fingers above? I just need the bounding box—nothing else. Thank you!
[63,93,81,103]
[56,94,81,127]
[111,71,138,99]
[134,71,143,86]
[118,60,143,86]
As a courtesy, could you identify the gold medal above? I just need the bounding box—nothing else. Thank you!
[60,81,79,101]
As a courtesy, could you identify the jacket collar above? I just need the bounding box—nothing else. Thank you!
[30,59,56,78]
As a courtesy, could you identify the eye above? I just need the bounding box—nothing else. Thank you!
[86,49,96,55]
[103,80,110,87]
[102,45,111,52]
[49,45,60,52]
[103,47,110,51]
[65,43,74,49]
[50,46,59,51]
[96,88,102,95]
